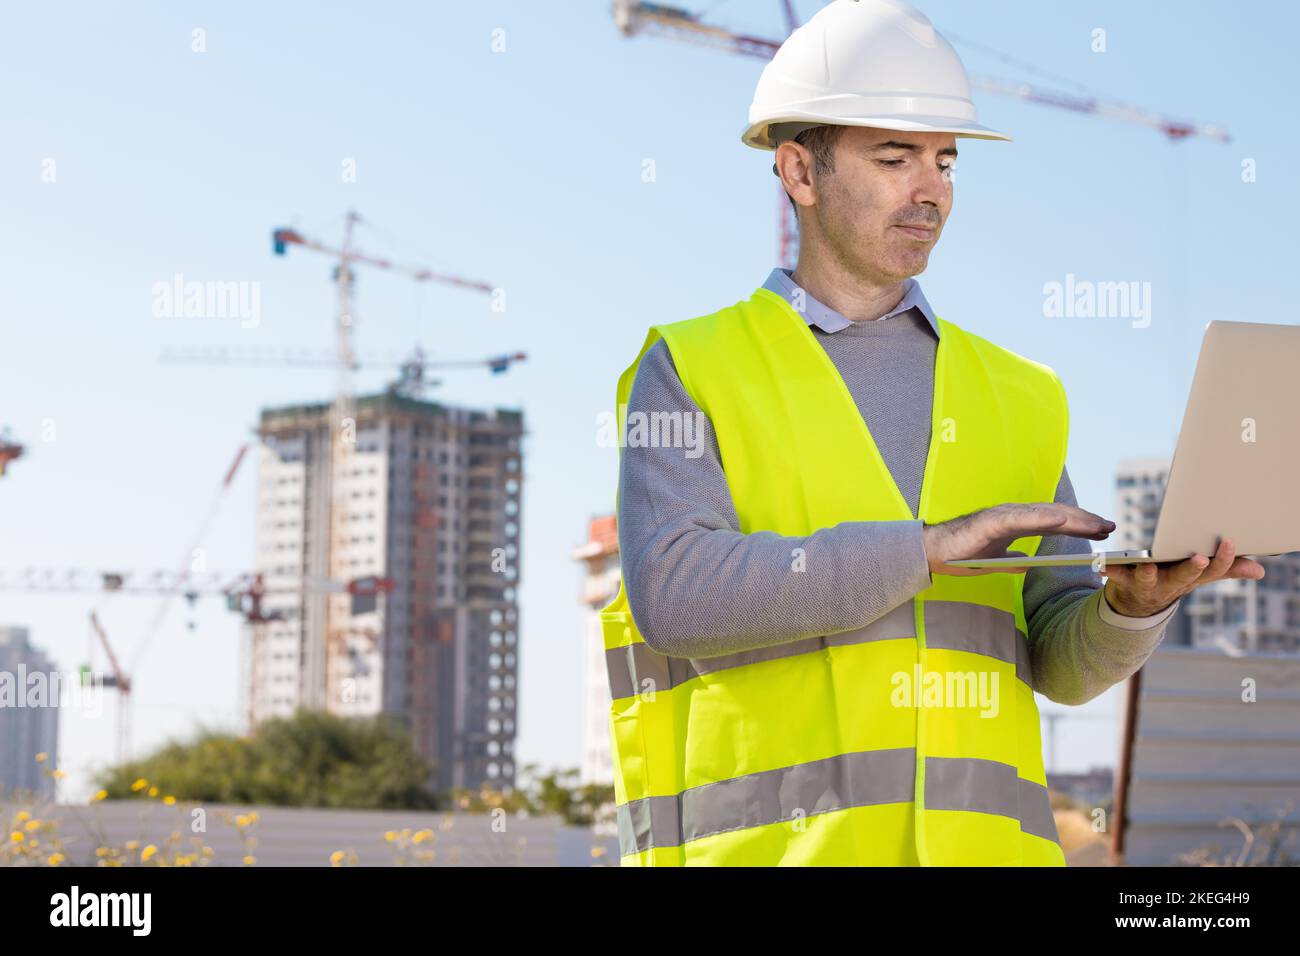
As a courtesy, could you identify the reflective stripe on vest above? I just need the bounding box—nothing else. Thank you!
[616,751,1058,856]
[602,286,1069,866]
[604,600,1033,700]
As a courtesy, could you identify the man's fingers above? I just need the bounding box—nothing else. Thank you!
[1199,538,1236,582]
[1203,541,1266,582]
[1102,548,1268,616]
[1037,503,1115,537]
[1225,557,1267,580]
[992,503,1115,541]
[993,505,1068,537]
[1133,561,1160,591]
[1100,558,1202,589]
[1165,553,1212,588]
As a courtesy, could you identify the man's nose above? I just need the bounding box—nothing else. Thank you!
[912,167,950,206]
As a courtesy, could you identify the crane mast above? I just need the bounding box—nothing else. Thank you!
[271,210,496,709]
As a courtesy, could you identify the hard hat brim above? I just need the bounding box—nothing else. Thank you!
[742,114,1012,150]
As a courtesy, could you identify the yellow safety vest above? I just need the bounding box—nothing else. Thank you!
[600,285,1069,866]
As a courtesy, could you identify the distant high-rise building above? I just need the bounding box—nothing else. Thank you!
[245,393,524,793]
[1113,457,1169,552]
[1114,457,1300,654]
[0,626,60,800]
[574,515,620,787]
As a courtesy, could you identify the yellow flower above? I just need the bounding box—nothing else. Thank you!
[246,811,259,823]
[141,845,157,862]
[130,778,148,792]
[51,770,65,780]
[10,831,24,843]
[125,839,140,851]
[383,830,397,842]
[235,814,250,827]
[47,852,64,866]
[25,820,40,832]
[329,850,345,866]
[202,847,214,858]
[242,855,256,866]
[591,846,606,858]
[412,829,431,844]
[15,810,30,823]
[147,786,159,798]
[35,752,48,763]
[162,795,176,806]
[95,847,109,857]
[91,790,108,803]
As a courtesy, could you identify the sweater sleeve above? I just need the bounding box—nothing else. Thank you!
[1023,465,1176,705]
[617,339,933,658]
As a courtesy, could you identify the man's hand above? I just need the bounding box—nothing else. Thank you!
[1100,537,1265,617]
[922,502,1116,577]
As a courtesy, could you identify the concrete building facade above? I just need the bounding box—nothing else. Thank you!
[245,394,523,794]
[1114,456,1300,654]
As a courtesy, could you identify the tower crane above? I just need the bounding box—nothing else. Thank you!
[611,0,1232,265]
[2,566,394,745]
[87,612,134,763]
[27,577,281,763]
[128,442,250,674]
[0,428,24,478]
[0,567,388,608]
[159,345,528,399]
[0,568,290,604]
[270,210,497,708]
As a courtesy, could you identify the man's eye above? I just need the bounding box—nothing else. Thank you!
[878,159,905,167]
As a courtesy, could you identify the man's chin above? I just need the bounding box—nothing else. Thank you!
[878,257,930,280]
[880,253,930,281]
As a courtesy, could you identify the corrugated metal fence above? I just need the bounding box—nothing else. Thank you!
[1120,647,1300,866]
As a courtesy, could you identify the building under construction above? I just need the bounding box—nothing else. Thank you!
[1115,457,1300,654]
[243,393,523,794]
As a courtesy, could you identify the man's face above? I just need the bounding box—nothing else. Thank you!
[803,126,957,284]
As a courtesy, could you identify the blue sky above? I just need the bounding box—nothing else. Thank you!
[2,0,1295,799]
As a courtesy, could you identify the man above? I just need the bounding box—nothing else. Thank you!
[601,0,1264,866]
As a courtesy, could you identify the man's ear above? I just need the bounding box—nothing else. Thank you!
[774,143,810,201]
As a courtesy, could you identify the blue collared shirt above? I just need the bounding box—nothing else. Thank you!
[761,267,939,338]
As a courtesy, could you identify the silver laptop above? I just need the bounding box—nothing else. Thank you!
[949,320,1300,569]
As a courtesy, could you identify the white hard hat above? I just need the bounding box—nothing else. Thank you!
[742,0,1010,150]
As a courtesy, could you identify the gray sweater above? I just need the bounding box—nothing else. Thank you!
[616,270,1176,706]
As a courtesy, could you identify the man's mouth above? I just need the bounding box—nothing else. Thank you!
[894,224,936,240]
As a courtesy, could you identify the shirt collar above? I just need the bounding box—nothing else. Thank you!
[760,267,939,338]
